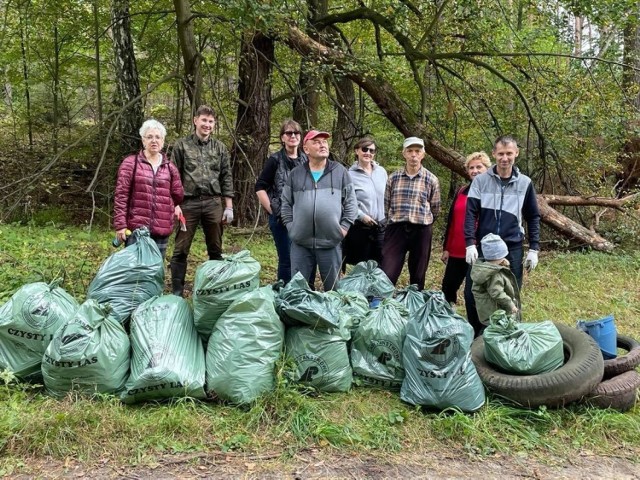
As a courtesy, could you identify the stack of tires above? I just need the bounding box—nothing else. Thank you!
[470,323,640,411]
[584,335,640,412]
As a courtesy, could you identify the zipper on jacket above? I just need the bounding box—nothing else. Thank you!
[312,175,317,248]
[497,182,505,235]
[149,161,160,232]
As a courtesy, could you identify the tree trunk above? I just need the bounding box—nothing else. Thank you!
[111,0,143,155]
[282,24,615,252]
[173,0,202,112]
[19,7,33,148]
[231,31,274,226]
[321,23,357,163]
[574,16,582,56]
[536,197,613,251]
[293,57,320,130]
[52,22,59,155]
[618,7,640,193]
[292,0,323,130]
[93,0,103,136]
[331,74,357,164]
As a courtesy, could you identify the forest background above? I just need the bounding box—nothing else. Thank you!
[0,0,638,251]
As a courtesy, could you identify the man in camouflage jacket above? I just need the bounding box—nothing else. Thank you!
[170,105,234,297]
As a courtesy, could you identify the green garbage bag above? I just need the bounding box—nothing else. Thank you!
[275,273,343,331]
[326,290,370,337]
[285,326,352,393]
[336,260,395,299]
[87,228,164,323]
[206,286,284,404]
[483,310,564,375]
[42,300,129,398]
[122,295,206,404]
[351,298,409,390]
[401,291,485,412]
[394,286,438,317]
[0,279,78,381]
[193,250,261,338]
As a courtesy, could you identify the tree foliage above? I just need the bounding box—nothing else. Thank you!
[0,0,638,248]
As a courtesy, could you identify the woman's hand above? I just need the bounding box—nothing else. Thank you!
[116,228,128,242]
[174,205,182,220]
[361,214,377,226]
[441,250,449,264]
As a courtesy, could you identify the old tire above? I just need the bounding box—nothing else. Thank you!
[471,322,604,408]
[584,370,640,412]
[603,335,640,380]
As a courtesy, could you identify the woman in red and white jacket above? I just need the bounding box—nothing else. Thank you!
[440,151,490,304]
[113,119,184,258]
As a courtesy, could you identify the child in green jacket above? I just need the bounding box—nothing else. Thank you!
[470,233,520,326]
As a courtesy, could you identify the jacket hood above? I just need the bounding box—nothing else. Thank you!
[305,158,340,173]
[470,260,511,284]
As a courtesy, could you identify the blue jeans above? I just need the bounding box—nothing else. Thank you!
[269,214,292,283]
[290,242,342,291]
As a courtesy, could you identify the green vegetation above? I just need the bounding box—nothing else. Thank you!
[0,225,638,472]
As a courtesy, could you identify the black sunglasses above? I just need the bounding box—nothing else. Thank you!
[283,131,301,136]
[360,146,376,153]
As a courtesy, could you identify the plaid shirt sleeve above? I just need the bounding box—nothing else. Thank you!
[428,171,441,220]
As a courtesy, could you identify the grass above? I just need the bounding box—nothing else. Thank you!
[0,223,639,471]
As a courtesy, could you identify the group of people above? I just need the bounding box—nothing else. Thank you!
[114,108,541,336]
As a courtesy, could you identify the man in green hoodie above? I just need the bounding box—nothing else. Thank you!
[470,233,521,332]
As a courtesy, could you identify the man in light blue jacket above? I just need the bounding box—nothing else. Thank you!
[281,130,358,291]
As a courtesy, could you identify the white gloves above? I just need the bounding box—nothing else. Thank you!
[525,250,539,272]
[222,207,234,224]
[465,245,478,265]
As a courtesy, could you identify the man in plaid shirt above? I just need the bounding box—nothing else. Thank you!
[381,137,441,290]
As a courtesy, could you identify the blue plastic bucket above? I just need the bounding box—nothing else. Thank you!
[577,315,617,359]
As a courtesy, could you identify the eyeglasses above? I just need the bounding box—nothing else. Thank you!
[283,131,301,136]
[360,146,376,154]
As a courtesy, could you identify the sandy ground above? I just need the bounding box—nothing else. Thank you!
[6,448,640,479]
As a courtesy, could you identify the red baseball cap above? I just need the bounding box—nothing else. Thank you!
[303,130,331,144]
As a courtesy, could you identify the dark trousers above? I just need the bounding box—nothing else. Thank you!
[170,196,223,295]
[441,256,468,304]
[381,222,433,290]
[269,213,292,283]
[465,242,524,337]
[342,221,384,269]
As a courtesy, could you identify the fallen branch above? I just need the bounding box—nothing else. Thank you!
[540,193,640,211]
[537,196,614,252]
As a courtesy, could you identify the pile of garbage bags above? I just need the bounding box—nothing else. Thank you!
[1,243,491,412]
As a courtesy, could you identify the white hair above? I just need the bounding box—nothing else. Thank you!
[139,119,166,138]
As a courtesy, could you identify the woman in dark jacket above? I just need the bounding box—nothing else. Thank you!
[113,119,184,258]
[255,119,307,283]
[440,151,490,304]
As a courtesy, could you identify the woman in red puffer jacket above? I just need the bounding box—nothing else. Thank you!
[113,119,184,258]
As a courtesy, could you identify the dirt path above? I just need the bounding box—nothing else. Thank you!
[8,449,640,479]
